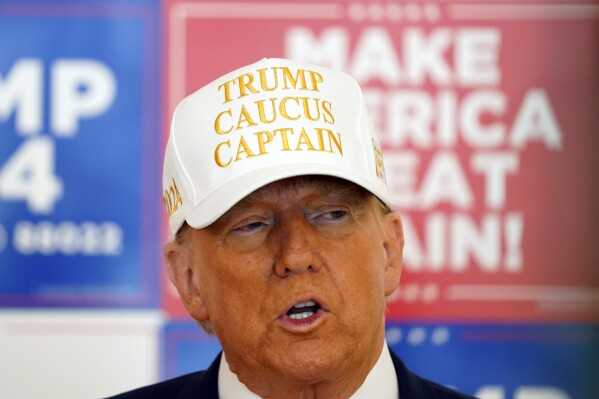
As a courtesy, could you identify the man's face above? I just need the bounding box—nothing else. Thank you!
[167,177,403,385]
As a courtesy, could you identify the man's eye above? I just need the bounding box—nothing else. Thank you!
[311,209,349,223]
[325,210,347,219]
[231,219,271,235]
[242,221,267,230]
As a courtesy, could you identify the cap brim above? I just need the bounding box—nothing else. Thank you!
[184,162,389,229]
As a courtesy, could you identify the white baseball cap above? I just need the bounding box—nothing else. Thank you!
[163,58,389,236]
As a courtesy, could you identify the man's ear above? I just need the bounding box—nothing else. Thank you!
[164,241,209,323]
[382,212,404,297]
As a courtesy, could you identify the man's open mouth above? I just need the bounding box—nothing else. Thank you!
[286,300,321,320]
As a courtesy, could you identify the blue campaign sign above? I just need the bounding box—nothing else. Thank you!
[0,2,160,307]
[387,323,599,399]
[162,321,599,399]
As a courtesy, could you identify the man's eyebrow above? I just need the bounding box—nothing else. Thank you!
[208,199,255,230]
[306,181,368,209]
[208,177,369,228]
[224,198,256,216]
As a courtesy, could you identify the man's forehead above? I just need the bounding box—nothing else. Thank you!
[264,175,363,195]
[218,176,367,216]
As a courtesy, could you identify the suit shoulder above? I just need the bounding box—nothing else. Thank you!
[103,371,204,399]
[415,375,478,399]
[389,348,476,399]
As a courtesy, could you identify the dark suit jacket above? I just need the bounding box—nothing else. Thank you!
[105,349,476,399]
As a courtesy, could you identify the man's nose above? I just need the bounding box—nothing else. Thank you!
[273,213,321,278]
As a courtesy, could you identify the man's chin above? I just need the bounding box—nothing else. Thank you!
[268,339,353,382]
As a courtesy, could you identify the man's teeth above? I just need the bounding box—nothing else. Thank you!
[289,311,315,320]
[287,300,319,320]
[294,300,316,308]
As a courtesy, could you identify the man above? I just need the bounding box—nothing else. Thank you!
[108,58,476,398]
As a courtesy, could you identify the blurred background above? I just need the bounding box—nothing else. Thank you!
[1,0,598,398]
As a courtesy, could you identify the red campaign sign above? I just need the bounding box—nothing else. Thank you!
[162,0,599,322]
